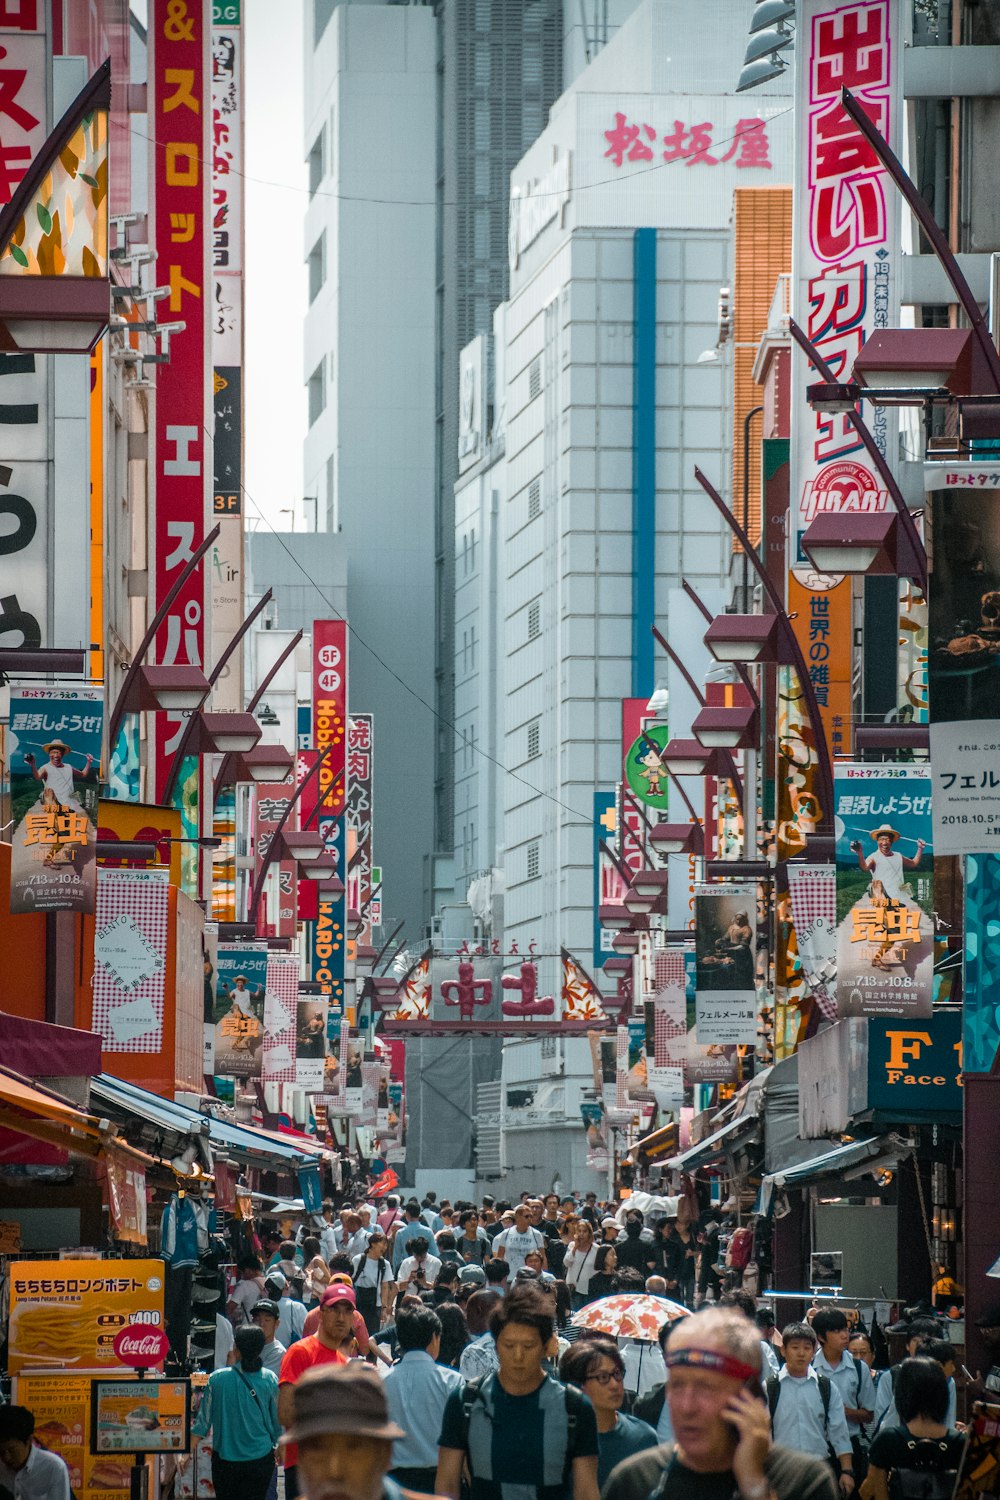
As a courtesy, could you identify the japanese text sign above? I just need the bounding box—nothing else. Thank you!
[866,1012,962,1119]
[8,1259,165,1377]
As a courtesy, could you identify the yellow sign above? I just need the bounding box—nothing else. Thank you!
[15,1373,135,1500]
[8,1259,164,1377]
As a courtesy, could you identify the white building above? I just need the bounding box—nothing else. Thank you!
[302,3,437,943]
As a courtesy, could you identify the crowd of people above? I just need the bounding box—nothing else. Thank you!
[0,1189,978,1500]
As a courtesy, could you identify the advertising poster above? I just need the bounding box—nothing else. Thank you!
[254,781,297,940]
[213,946,267,1078]
[786,863,838,1021]
[964,854,1000,1075]
[624,723,670,811]
[92,870,170,1055]
[91,1378,190,1454]
[262,955,298,1082]
[323,1015,350,1110]
[346,714,374,940]
[580,1100,610,1173]
[343,1034,365,1116]
[312,621,348,1009]
[593,791,622,969]
[8,688,103,914]
[296,994,328,1091]
[626,1016,652,1101]
[694,884,758,1044]
[8,1260,164,1378]
[834,763,934,1018]
[15,1372,132,1500]
[684,949,738,1084]
[359,1050,380,1127]
[648,948,687,1110]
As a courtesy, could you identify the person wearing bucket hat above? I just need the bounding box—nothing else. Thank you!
[850,823,925,903]
[282,1363,408,1500]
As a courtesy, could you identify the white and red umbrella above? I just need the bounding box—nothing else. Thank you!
[570,1293,690,1342]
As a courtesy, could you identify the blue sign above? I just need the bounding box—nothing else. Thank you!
[866,1011,962,1119]
[593,791,617,971]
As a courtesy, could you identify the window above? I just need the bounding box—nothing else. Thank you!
[314,0,335,43]
[528,479,541,520]
[527,600,541,640]
[308,232,325,303]
[529,358,542,400]
[540,1035,556,1060]
[325,453,335,531]
[308,130,324,197]
[527,842,540,881]
[527,720,540,759]
[307,360,326,427]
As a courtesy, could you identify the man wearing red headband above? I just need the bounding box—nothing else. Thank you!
[602,1308,837,1500]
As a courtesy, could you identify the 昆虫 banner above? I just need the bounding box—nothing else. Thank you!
[8,688,103,914]
[834,763,934,1018]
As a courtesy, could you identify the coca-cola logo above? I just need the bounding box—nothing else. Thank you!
[113,1323,170,1369]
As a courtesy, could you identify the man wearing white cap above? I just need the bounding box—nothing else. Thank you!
[850,824,925,903]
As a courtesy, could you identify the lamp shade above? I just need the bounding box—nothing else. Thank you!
[801,511,899,576]
[692,703,759,750]
[659,738,712,776]
[853,327,976,394]
[624,887,657,916]
[279,829,326,862]
[602,956,632,976]
[650,821,705,855]
[139,664,211,713]
[239,744,294,783]
[629,868,670,898]
[301,856,340,883]
[704,614,780,664]
[597,903,632,932]
[199,711,262,754]
[612,929,641,954]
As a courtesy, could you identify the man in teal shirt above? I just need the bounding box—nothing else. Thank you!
[193,1326,280,1500]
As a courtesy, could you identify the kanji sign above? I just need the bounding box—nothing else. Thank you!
[604,113,771,170]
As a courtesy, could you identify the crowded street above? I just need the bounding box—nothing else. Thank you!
[0,0,999,1498]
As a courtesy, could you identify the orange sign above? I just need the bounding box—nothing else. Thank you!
[14,1373,136,1500]
[8,1258,165,1376]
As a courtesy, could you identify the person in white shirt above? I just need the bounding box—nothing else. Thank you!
[492,1203,547,1276]
[398,1236,443,1292]
[812,1308,877,1449]
[563,1220,600,1310]
[227,1256,267,1327]
[263,1271,307,1348]
[851,824,925,903]
[770,1324,853,1487]
[0,1405,71,1500]
[23,740,93,813]
[352,1229,396,1333]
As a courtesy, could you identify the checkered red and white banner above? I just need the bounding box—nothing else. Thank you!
[262,954,300,1082]
[787,863,838,1021]
[92,869,170,1053]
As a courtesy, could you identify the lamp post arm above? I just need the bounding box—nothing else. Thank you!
[651,625,706,705]
[162,588,274,804]
[107,522,221,751]
[300,762,346,829]
[693,467,833,831]
[681,579,760,710]
[599,838,633,888]
[375,926,407,974]
[841,86,1000,396]
[212,628,304,804]
[788,317,928,592]
[246,747,334,924]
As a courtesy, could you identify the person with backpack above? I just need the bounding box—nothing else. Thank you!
[860,1357,964,1500]
[352,1228,396,1334]
[435,1283,600,1500]
[870,1321,951,1436]
[382,1305,461,1494]
[193,1326,281,1500]
[813,1308,877,1480]
[768,1323,854,1489]
[559,1340,658,1486]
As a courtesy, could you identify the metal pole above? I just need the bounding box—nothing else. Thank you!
[246,749,336,924]
[212,628,304,804]
[742,405,763,610]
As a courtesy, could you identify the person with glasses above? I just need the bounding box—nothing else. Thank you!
[457,1210,488,1265]
[559,1340,658,1487]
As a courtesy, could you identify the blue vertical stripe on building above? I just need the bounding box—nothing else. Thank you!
[632,228,656,698]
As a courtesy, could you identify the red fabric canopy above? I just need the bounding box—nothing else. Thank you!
[0,1010,102,1080]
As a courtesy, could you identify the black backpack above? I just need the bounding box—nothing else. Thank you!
[767,1374,833,1431]
[887,1440,958,1500]
[458,1375,584,1483]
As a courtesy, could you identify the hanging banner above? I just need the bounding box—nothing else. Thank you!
[684,949,738,1083]
[834,763,934,1017]
[648,948,687,1109]
[391,951,432,1020]
[8,1259,165,1378]
[92,869,170,1055]
[213,945,267,1078]
[346,714,374,940]
[786,863,838,1021]
[149,0,212,801]
[581,1100,610,1173]
[561,948,608,1023]
[253,780,297,939]
[594,791,625,969]
[8,688,103,914]
[790,0,902,561]
[964,853,1000,1075]
[694,884,758,1044]
[312,622,348,1009]
[296,994,328,1091]
[262,954,299,1082]
[624,723,670,811]
[104,1147,149,1246]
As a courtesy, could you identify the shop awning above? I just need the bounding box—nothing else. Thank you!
[759,1134,903,1214]
[633,1121,678,1164]
[664,1111,762,1173]
[0,1067,102,1135]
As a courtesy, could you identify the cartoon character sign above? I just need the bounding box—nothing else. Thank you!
[624,724,671,811]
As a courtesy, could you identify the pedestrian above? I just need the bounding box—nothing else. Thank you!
[602,1307,838,1500]
[871,1320,950,1435]
[0,1405,71,1500]
[353,1228,395,1335]
[264,1270,307,1349]
[849,1332,875,1371]
[492,1202,547,1275]
[192,1326,281,1500]
[767,1322,853,1490]
[277,1284,355,1500]
[587,1245,618,1302]
[720,1291,782,1379]
[862,1357,964,1500]
[280,1362,406,1500]
[398,1234,443,1293]
[657,1218,697,1308]
[391,1200,432,1271]
[459,1289,503,1381]
[696,1219,723,1305]
[382,1306,462,1494]
[250,1298,288,1376]
[228,1256,267,1327]
[436,1232,464,1266]
[457,1209,489,1264]
[435,1285,600,1500]
[812,1307,877,1477]
[431,1265,461,1305]
[484,1257,509,1296]
[302,1251,331,1311]
[559,1340,658,1487]
[436,1303,469,1369]
[563,1220,599,1310]
[616,1212,655,1277]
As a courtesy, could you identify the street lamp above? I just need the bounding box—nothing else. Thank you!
[597,904,632,933]
[704,613,781,663]
[219,743,295,786]
[650,821,705,856]
[692,703,759,750]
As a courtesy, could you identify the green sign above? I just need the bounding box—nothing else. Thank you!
[213,0,240,22]
[866,1012,962,1119]
[624,723,670,810]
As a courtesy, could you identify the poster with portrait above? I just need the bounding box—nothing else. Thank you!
[580,1100,610,1173]
[694,884,758,1044]
[296,994,328,1091]
[684,949,738,1084]
[213,946,267,1078]
[8,687,103,914]
[343,1033,365,1115]
[834,764,934,1018]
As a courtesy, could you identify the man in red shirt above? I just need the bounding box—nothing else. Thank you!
[278,1284,356,1500]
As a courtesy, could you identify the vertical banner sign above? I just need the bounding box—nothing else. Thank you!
[150,0,212,801]
[964,854,1000,1075]
[262,954,299,1082]
[312,622,348,1008]
[648,948,686,1112]
[0,6,49,656]
[694,884,758,1044]
[593,791,624,969]
[253,779,297,939]
[213,945,267,1078]
[296,993,328,1091]
[8,688,103,914]
[786,864,838,1021]
[211,12,244,710]
[834,763,934,1018]
[92,869,170,1053]
[346,715,374,939]
[790,0,902,559]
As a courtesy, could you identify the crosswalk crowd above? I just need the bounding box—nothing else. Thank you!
[0,1190,969,1500]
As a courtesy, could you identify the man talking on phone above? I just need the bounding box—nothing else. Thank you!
[602,1308,837,1500]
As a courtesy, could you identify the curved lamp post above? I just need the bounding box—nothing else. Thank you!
[212,628,304,803]
[247,750,341,924]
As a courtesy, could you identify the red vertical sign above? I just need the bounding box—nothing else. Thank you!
[313,622,348,822]
[150,0,211,800]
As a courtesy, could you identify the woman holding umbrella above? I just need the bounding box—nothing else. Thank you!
[564,1220,600,1311]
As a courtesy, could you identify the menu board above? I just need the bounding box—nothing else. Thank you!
[7,1260,165,1377]
[91,1379,191,1455]
[15,1373,132,1500]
